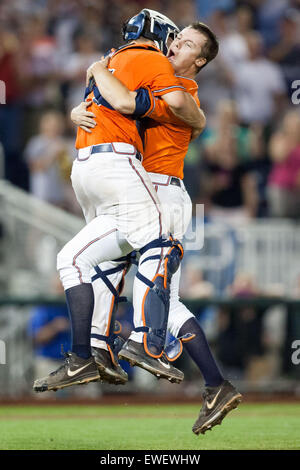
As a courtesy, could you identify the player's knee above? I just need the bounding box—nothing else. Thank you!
[57,247,71,286]
[57,246,91,288]
[168,315,182,339]
[57,245,72,272]
[168,310,195,338]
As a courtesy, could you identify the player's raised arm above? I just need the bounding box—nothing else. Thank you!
[86,58,205,137]
[144,94,206,139]
[87,57,137,114]
[161,90,206,137]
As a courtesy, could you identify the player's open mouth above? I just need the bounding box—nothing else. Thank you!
[167,49,176,60]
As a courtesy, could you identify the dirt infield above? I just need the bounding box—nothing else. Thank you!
[0,392,299,407]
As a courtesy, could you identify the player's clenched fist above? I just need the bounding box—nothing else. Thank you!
[86,56,110,87]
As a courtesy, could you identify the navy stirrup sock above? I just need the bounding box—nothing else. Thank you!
[65,283,94,359]
[178,317,224,388]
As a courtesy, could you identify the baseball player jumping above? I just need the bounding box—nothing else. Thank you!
[33,10,205,396]
[72,20,242,435]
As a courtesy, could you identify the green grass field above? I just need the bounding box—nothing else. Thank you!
[0,403,299,450]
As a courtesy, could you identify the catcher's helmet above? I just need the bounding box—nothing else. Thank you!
[122,8,179,55]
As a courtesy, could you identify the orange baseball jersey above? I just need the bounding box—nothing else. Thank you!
[75,44,185,152]
[142,76,200,180]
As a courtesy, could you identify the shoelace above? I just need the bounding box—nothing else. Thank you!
[49,350,72,376]
[202,389,215,401]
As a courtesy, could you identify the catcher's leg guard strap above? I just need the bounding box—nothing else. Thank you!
[163,242,183,289]
[91,257,132,364]
[91,264,127,301]
[91,328,125,364]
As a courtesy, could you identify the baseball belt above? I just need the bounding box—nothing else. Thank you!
[77,143,143,162]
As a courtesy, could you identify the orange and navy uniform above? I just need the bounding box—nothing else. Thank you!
[142,76,200,180]
[75,43,185,153]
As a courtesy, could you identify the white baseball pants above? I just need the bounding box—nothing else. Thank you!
[91,171,195,351]
[57,144,172,325]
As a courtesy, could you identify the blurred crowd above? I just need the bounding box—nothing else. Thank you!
[1,0,300,394]
[0,0,299,220]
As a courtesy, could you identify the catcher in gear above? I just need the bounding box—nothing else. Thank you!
[33,9,204,395]
[72,21,242,435]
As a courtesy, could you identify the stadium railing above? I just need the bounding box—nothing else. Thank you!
[0,296,299,397]
[1,180,300,298]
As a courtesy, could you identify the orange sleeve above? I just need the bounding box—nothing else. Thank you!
[143,77,201,124]
[143,96,187,125]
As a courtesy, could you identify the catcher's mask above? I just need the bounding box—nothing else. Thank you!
[122,8,179,55]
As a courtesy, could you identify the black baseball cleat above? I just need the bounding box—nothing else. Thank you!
[33,352,100,392]
[192,380,242,435]
[92,347,128,385]
[118,339,184,384]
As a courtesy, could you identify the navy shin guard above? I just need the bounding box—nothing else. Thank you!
[135,238,184,358]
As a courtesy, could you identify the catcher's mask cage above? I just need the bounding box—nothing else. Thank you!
[122,8,179,55]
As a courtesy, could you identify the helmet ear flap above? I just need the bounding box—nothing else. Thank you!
[122,12,146,42]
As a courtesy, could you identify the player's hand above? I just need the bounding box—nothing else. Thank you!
[86,59,109,87]
[86,61,102,86]
[191,128,202,141]
[191,108,206,141]
[86,62,96,87]
[191,124,205,140]
[70,101,96,133]
[99,55,109,68]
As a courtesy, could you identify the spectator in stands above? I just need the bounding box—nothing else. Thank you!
[243,123,271,217]
[228,272,261,297]
[180,264,215,299]
[0,0,295,225]
[216,272,266,381]
[202,100,259,225]
[267,110,300,218]
[0,142,5,179]
[22,15,58,108]
[204,100,257,163]
[230,31,287,126]
[0,28,26,187]
[204,106,270,217]
[195,0,235,21]
[268,8,300,98]
[255,0,289,49]
[28,277,71,395]
[195,6,252,124]
[24,110,75,209]
[165,0,196,29]
[215,5,254,68]
[62,32,102,112]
